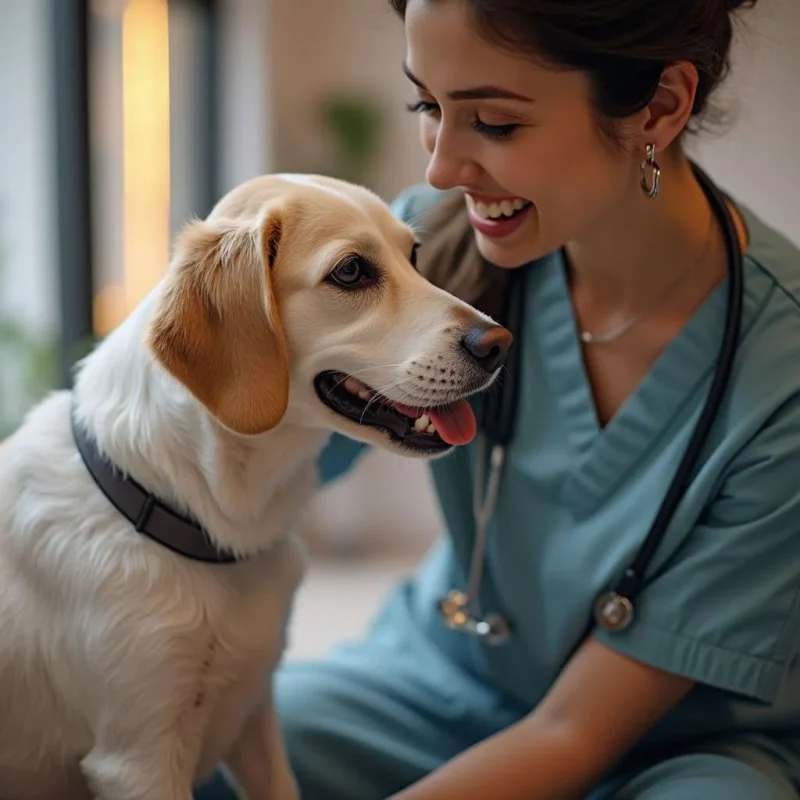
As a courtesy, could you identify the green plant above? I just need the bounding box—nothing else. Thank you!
[316,93,384,186]
[0,227,60,439]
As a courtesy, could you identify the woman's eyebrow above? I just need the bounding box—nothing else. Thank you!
[402,62,534,103]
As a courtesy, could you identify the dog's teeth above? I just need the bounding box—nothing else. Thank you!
[500,199,514,217]
[344,378,364,395]
[341,376,374,401]
[413,414,437,436]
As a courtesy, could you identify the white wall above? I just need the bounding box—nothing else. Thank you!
[262,0,800,555]
[688,1,800,247]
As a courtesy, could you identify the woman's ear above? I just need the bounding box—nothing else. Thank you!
[147,206,290,436]
[638,61,700,151]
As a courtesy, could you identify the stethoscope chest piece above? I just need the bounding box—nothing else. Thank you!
[593,591,634,633]
[437,589,512,646]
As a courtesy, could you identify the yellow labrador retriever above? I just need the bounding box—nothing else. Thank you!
[0,174,510,800]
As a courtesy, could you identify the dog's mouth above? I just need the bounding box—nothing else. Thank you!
[313,371,477,454]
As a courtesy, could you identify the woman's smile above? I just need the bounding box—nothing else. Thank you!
[464,193,533,239]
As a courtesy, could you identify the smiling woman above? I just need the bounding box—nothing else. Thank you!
[395,0,757,277]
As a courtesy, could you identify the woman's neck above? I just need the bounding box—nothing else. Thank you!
[565,147,727,311]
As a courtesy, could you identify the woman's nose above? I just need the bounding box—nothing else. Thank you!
[425,130,480,191]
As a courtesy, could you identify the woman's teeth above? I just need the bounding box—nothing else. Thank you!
[469,196,530,220]
[341,375,437,435]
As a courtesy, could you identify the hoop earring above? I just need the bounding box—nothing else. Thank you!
[640,143,661,199]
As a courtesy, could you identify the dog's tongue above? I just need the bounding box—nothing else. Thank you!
[427,400,477,446]
[389,399,477,446]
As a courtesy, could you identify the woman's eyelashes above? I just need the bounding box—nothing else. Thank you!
[406,99,438,115]
[405,100,521,141]
[472,118,519,140]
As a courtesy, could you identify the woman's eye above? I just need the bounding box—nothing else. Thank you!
[406,100,440,116]
[406,100,519,141]
[328,258,375,288]
[472,119,520,140]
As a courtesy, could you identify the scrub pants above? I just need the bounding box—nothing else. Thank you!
[193,640,800,800]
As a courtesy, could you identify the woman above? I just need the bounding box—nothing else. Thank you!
[201,0,800,797]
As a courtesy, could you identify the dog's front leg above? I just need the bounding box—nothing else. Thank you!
[80,713,198,800]
[222,683,298,800]
[81,747,194,800]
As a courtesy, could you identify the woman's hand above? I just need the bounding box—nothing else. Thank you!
[388,637,694,800]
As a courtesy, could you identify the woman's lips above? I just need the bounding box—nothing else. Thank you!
[465,194,533,239]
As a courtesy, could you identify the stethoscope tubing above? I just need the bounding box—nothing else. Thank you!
[599,164,745,626]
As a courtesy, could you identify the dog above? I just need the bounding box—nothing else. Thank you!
[0,173,511,800]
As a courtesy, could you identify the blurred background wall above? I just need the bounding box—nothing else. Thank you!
[0,0,798,655]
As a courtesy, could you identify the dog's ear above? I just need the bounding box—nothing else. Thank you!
[147,205,290,435]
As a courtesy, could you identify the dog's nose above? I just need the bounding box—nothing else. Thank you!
[460,323,512,374]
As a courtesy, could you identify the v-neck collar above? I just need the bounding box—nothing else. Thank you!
[532,248,732,516]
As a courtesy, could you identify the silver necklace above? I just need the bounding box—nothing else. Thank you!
[579,215,715,346]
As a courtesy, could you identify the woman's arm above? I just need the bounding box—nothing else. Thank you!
[389,637,694,800]
[316,433,368,486]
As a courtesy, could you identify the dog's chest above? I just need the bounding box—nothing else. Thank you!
[192,535,305,773]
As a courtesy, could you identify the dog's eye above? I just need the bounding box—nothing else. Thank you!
[328,257,376,289]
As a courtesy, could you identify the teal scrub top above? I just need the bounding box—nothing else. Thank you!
[316,183,800,760]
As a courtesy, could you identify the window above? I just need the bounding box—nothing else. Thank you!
[0,0,220,437]
[0,0,61,437]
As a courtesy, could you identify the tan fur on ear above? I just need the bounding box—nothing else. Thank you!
[147,210,290,436]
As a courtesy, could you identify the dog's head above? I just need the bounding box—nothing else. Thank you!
[147,174,511,458]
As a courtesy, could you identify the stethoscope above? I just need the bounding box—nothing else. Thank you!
[437,162,745,645]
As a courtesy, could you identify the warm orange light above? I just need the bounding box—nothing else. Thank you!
[93,285,128,338]
[121,0,170,318]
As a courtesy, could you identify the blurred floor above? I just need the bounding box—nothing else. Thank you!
[284,551,422,662]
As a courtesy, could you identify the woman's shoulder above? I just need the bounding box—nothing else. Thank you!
[736,203,800,370]
[721,203,800,425]
[739,202,800,304]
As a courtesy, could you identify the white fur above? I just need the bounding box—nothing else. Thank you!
[0,174,502,800]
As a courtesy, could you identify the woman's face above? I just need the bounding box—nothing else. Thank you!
[404,0,644,268]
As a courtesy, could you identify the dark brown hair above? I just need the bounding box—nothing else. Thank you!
[389,0,758,314]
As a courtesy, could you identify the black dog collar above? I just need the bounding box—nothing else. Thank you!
[70,398,241,564]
